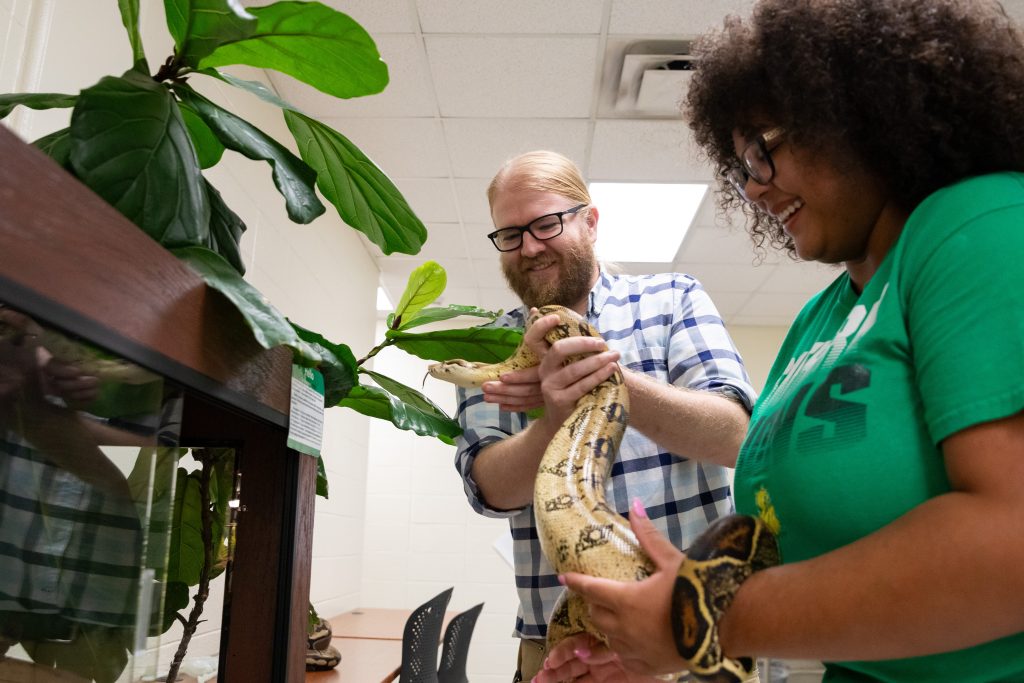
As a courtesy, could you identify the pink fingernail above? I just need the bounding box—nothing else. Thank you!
[632,498,648,518]
[557,574,566,585]
[574,646,591,659]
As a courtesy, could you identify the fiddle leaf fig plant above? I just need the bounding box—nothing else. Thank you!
[0,0,425,370]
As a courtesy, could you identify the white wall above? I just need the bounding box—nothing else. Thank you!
[2,0,378,676]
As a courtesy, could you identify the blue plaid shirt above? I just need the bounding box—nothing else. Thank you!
[454,271,757,639]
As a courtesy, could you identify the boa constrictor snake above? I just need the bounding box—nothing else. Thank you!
[430,305,779,682]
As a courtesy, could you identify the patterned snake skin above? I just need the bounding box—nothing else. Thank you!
[429,305,778,682]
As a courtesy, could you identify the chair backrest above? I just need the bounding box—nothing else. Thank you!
[398,587,454,683]
[437,602,485,683]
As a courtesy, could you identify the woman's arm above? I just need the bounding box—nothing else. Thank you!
[549,411,1024,675]
[721,410,1024,661]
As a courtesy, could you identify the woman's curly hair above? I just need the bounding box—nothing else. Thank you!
[686,0,1024,255]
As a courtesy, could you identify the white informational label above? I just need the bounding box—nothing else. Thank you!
[287,365,325,457]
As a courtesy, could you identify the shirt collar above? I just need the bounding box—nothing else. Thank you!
[587,267,614,319]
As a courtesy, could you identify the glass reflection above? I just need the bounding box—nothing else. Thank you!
[0,302,188,682]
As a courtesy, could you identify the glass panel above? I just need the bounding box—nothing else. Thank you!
[0,302,236,683]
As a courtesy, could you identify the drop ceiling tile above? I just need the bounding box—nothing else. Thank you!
[393,178,459,223]
[418,223,471,260]
[608,0,755,36]
[453,178,493,224]
[444,118,591,178]
[426,36,599,118]
[416,0,603,34]
[737,291,808,320]
[589,119,713,181]
[760,260,842,294]
[673,262,774,294]
[466,224,501,258]
[471,258,510,289]
[268,34,436,118]
[676,225,778,266]
[322,117,450,178]
[696,290,752,321]
[320,0,418,33]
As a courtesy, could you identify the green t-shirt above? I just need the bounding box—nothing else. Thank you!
[734,173,1024,682]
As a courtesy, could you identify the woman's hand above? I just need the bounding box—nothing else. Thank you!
[534,633,667,683]
[555,500,690,677]
[482,310,620,421]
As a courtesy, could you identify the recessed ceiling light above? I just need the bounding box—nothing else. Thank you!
[589,182,707,263]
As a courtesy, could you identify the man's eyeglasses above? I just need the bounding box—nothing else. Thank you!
[725,127,786,200]
[487,203,587,252]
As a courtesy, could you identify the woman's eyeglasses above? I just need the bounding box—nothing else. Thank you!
[725,127,786,200]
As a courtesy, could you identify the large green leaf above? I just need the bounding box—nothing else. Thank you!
[117,0,148,69]
[363,369,453,420]
[179,102,225,168]
[284,111,427,255]
[0,92,76,119]
[315,454,329,498]
[392,261,445,329]
[32,127,72,167]
[336,385,461,444]
[386,326,522,363]
[158,581,190,634]
[204,179,247,275]
[174,84,324,223]
[199,1,388,99]
[23,625,132,683]
[167,468,204,587]
[290,320,358,406]
[199,67,299,111]
[206,448,236,578]
[164,0,256,68]
[172,246,320,364]
[392,304,503,331]
[69,70,210,248]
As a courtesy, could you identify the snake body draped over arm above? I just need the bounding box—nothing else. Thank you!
[429,305,778,682]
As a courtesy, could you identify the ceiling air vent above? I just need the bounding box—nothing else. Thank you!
[599,39,695,119]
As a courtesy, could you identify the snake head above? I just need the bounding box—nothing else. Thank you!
[426,358,492,388]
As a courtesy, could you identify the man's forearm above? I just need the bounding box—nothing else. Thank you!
[470,415,562,510]
[623,371,749,467]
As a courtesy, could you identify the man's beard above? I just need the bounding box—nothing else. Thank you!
[502,239,597,310]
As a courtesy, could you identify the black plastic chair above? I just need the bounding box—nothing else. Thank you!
[437,602,484,683]
[390,587,454,682]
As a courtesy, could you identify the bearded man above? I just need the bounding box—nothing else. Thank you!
[451,150,759,682]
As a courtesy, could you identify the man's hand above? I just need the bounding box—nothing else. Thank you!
[534,633,669,683]
[43,358,100,410]
[481,310,620,424]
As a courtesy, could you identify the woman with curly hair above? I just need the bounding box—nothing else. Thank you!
[535,1,1024,681]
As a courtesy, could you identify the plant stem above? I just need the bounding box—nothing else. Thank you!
[166,449,215,683]
[356,338,394,366]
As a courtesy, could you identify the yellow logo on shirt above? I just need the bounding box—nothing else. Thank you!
[755,486,781,536]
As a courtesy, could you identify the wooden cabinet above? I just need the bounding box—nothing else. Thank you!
[0,125,314,682]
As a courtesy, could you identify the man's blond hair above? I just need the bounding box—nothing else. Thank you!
[487,151,592,216]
